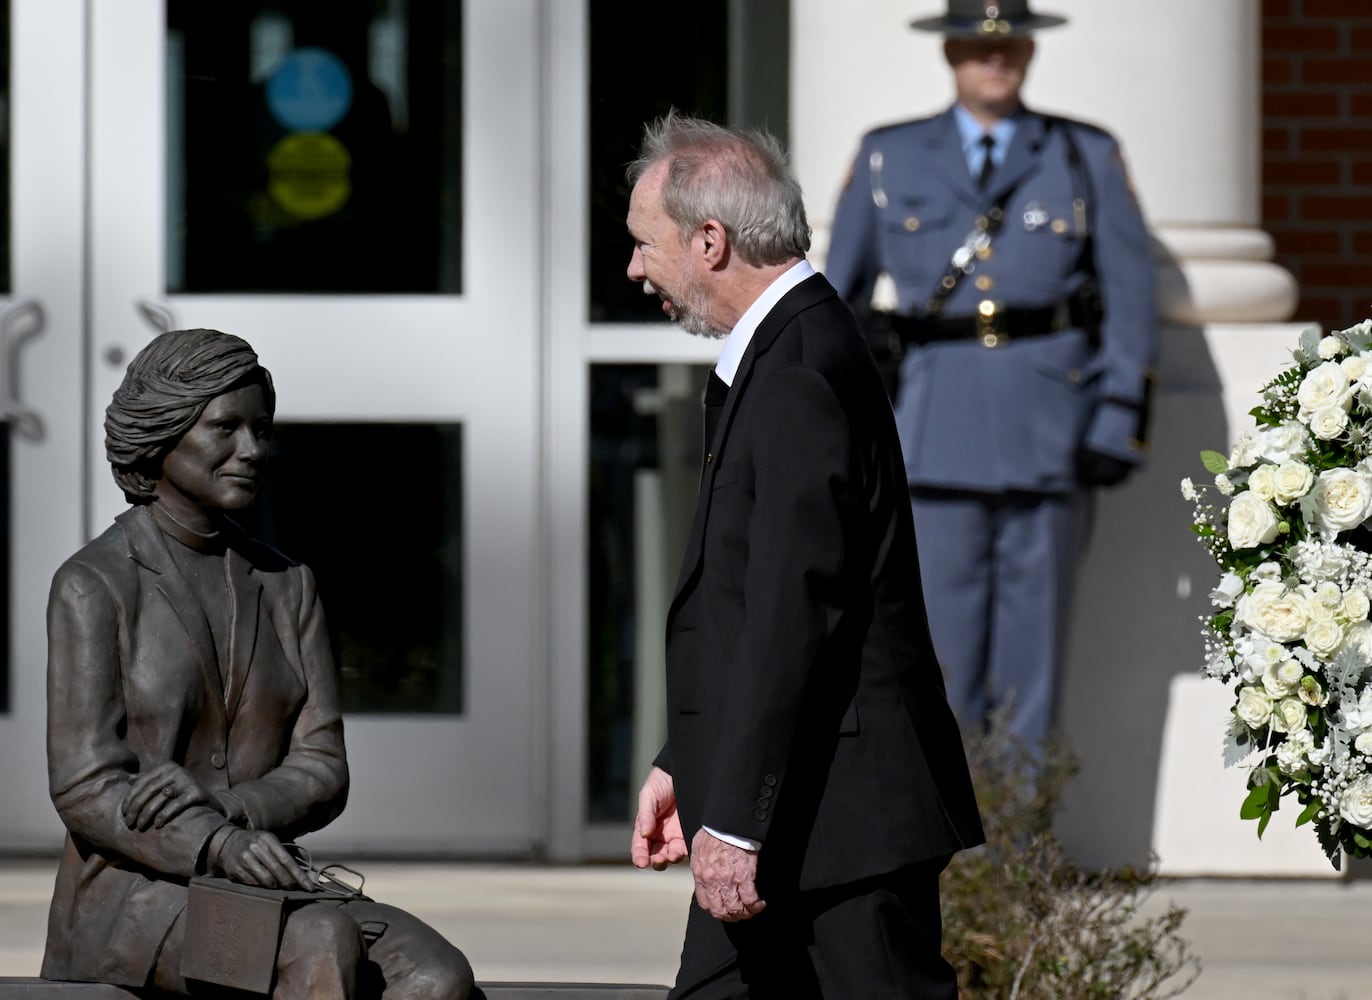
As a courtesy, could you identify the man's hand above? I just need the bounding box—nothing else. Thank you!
[121,761,214,831]
[211,829,313,891]
[690,828,766,922]
[631,767,688,870]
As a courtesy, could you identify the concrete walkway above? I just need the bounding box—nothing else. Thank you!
[2,860,1371,997]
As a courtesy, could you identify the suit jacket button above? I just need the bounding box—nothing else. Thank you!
[211,752,226,769]
[757,798,770,808]
[759,786,773,798]
[763,774,778,786]
[753,810,768,821]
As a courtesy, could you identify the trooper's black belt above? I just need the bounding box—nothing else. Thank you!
[884,297,1098,350]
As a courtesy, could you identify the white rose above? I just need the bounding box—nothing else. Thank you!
[1227,492,1282,549]
[1341,775,1372,828]
[1308,634,1337,663]
[1357,733,1372,756]
[1257,423,1311,464]
[1248,464,1279,501]
[1306,594,1337,622]
[1273,461,1315,504]
[1313,468,1372,540]
[1253,561,1284,582]
[1235,686,1274,729]
[1346,589,1371,623]
[1343,354,1371,381]
[1307,405,1350,441]
[1210,571,1245,608]
[1297,361,1354,416]
[1180,477,1198,502]
[1319,335,1348,360]
[1237,580,1310,643]
[1216,474,1235,496]
[1271,697,1309,733]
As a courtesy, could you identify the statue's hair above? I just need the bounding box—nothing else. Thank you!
[105,328,275,502]
[626,110,811,267]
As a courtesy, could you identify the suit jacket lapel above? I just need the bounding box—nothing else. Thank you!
[120,506,228,714]
[223,546,262,721]
[668,274,837,618]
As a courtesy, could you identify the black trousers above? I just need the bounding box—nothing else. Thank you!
[668,858,957,1000]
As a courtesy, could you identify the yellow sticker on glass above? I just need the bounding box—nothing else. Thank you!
[266,133,352,221]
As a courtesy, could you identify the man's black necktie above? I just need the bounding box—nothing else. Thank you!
[703,371,728,467]
[977,134,997,190]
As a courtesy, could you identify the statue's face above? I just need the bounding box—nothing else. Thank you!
[155,382,272,514]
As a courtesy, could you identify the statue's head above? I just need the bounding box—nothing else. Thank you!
[105,329,276,504]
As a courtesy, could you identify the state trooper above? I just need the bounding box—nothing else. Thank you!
[824,0,1158,750]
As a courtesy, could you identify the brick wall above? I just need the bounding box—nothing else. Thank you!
[1263,0,1372,330]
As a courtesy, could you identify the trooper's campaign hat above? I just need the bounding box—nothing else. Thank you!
[909,0,1067,36]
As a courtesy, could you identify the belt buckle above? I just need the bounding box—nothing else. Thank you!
[976,299,1007,348]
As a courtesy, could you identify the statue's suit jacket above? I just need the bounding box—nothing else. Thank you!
[655,273,983,894]
[41,504,348,988]
[825,106,1158,492]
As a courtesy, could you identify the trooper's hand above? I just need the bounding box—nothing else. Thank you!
[1076,448,1133,488]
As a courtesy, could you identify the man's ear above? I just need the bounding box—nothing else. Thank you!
[697,219,729,270]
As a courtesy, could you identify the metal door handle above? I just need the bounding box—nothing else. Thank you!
[0,298,46,441]
[103,298,181,369]
[136,297,178,335]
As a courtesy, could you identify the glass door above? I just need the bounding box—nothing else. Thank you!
[88,0,543,853]
[0,0,87,849]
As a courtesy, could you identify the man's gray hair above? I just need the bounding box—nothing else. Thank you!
[627,112,811,267]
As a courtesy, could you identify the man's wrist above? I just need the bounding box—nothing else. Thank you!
[702,825,761,852]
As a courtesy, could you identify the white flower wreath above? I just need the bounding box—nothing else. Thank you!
[1186,319,1372,866]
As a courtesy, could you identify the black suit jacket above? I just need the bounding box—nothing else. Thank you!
[657,272,983,894]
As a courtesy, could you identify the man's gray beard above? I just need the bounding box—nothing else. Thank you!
[674,283,727,340]
[677,309,727,340]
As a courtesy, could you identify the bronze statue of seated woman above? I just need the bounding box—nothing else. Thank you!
[42,328,473,999]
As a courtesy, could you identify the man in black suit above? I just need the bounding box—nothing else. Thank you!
[626,112,984,999]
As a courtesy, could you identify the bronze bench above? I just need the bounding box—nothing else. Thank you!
[0,980,668,999]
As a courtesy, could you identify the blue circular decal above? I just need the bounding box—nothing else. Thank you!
[265,47,354,132]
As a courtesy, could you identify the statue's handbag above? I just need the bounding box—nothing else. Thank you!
[180,861,368,994]
[180,876,325,994]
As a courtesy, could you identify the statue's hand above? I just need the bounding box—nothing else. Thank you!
[211,829,313,891]
[122,761,214,831]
